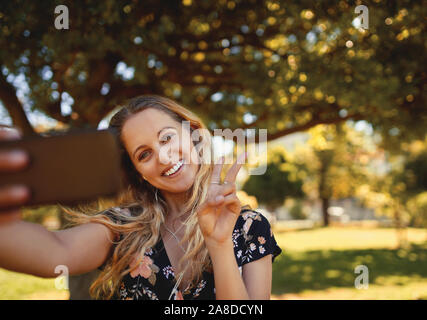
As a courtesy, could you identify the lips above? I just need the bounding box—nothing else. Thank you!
[161,159,184,176]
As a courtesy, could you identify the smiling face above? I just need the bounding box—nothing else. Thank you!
[121,108,200,194]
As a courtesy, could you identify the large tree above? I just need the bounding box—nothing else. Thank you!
[0,0,425,144]
[293,123,376,226]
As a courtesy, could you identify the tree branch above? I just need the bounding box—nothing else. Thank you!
[0,72,35,136]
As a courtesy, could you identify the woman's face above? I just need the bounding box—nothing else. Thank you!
[121,108,200,194]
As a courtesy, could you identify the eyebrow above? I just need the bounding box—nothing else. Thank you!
[132,126,176,159]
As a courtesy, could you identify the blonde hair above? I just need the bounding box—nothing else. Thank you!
[63,95,215,299]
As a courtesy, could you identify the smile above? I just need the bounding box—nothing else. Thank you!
[162,159,184,177]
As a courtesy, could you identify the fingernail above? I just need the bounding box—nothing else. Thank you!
[9,150,29,164]
[10,185,30,199]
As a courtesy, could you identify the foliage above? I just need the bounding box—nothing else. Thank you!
[242,146,304,210]
[288,198,308,220]
[0,1,425,145]
[355,138,427,228]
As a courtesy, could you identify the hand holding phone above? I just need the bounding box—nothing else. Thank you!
[0,127,30,223]
[0,128,122,213]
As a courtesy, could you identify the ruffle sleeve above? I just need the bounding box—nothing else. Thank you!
[238,209,282,265]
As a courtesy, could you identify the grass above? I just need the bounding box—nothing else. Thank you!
[271,226,427,300]
[0,268,69,300]
[0,226,426,300]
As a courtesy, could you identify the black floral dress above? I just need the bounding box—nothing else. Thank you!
[99,205,282,300]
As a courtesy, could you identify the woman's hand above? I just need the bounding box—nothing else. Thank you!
[197,152,246,248]
[0,127,30,224]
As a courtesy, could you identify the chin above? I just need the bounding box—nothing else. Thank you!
[168,180,195,194]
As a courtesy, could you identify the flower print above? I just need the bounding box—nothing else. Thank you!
[142,286,159,300]
[193,280,207,298]
[249,243,256,251]
[129,255,160,286]
[162,265,175,280]
[242,211,251,220]
[258,236,266,245]
[145,247,153,256]
[130,255,153,278]
[232,229,240,247]
[259,246,266,254]
[237,250,242,258]
[119,282,127,299]
[242,210,262,221]
[243,218,253,235]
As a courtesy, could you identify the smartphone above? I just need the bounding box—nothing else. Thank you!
[0,129,123,210]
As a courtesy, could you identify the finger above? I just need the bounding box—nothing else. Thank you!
[197,195,220,216]
[210,156,224,183]
[222,193,241,207]
[0,185,31,209]
[218,182,236,197]
[222,194,242,215]
[0,210,21,224]
[0,127,22,140]
[224,152,246,183]
[0,150,29,171]
[206,182,235,206]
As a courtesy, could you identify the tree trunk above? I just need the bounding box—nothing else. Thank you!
[321,197,330,227]
[394,207,408,249]
[68,270,101,300]
[0,73,36,136]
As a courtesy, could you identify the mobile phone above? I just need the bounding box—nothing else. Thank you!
[0,129,123,210]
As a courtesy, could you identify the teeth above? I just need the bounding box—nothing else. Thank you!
[163,160,183,176]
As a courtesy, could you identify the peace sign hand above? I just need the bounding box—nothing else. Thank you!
[197,152,246,248]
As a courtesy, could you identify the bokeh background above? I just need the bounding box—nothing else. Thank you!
[0,0,426,299]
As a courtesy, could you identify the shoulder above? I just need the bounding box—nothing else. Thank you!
[234,206,275,242]
[233,205,282,264]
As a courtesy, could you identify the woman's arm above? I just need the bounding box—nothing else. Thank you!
[241,255,272,299]
[207,241,250,300]
[208,242,272,300]
[0,220,115,278]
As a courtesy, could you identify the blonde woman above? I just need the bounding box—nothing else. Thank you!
[0,95,281,300]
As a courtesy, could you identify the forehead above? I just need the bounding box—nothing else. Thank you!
[122,108,178,147]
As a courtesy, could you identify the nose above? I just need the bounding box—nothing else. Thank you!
[158,144,172,165]
[158,143,180,166]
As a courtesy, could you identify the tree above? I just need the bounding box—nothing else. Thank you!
[0,0,425,144]
[356,139,427,246]
[293,123,376,226]
[242,146,304,211]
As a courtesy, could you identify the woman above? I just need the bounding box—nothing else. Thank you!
[0,95,281,300]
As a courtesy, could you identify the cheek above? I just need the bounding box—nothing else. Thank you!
[134,162,154,179]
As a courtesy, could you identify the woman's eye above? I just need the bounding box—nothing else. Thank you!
[161,133,174,143]
[138,150,150,161]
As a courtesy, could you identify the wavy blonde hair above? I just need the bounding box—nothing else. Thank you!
[63,95,215,299]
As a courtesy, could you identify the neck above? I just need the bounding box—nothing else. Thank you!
[160,190,191,226]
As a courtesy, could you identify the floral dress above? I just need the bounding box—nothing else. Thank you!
[99,205,282,300]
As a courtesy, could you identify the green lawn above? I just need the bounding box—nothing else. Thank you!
[272,226,427,300]
[0,226,426,300]
[0,269,69,300]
